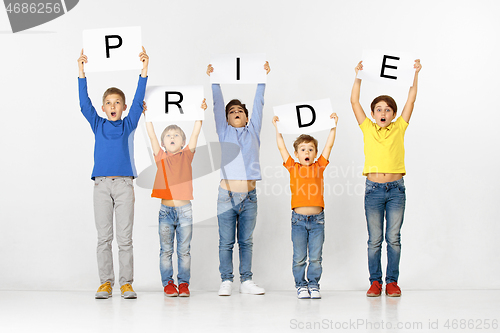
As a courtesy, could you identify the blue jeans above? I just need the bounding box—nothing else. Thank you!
[291,210,325,288]
[158,203,193,286]
[217,187,258,282]
[365,178,406,284]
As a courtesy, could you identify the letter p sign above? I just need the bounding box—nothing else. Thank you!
[83,26,142,72]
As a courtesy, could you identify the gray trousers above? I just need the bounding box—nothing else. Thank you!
[94,177,135,287]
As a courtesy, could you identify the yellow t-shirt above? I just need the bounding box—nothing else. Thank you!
[360,116,408,176]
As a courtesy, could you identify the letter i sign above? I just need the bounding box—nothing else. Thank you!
[4,0,79,33]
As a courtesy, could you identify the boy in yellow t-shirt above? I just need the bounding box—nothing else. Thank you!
[272,113,338,299]
[350,59,422,298]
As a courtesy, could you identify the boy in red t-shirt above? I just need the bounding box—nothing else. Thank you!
[272,113,338,299]
[144,99,206,297]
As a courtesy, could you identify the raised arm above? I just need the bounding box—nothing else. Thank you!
[321,113,338,160]
[272,116,290,163]
[126,48,149,126]
[188,99,207,152]
[140,46,149,78]
[401,59,422,123]
[78,49,87,79]
[77,49,101,132]
[248,61,270,133]
[350,61,367,125]
[207,64,228,135]
[143,102,161,156]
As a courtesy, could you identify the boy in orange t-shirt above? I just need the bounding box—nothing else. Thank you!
[144,99,206,297]
[272,113,338,299]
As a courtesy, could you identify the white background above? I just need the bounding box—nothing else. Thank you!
[0,0,498,292]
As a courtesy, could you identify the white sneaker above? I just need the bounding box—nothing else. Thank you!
[239,280,265,295]
[297,287,310,299]
[309,287,321,299]
[218,281,233,296]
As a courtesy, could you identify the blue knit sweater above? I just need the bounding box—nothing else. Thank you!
[79,76,148,180]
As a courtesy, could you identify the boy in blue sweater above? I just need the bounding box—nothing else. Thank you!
[77,47,149,299]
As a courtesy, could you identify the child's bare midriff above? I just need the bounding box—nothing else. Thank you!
[220,179,256,193]
[161,199,191,207]
[367,173,403,183]
[294,206,323,215]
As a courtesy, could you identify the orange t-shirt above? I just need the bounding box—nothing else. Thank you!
[284,155,329,210]
[151,146,195,200]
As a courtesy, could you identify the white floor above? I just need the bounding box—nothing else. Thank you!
[0,290,499,333]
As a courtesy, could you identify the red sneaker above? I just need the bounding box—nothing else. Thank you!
[366,281,382,297]
[385,282,401,297]
[164,281,178,297]
[178,283,190,297]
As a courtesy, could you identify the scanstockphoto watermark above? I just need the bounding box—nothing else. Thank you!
[258,164,367,198]
[3,0,79,33]
[289,318,425,330]
[289,318,500,331]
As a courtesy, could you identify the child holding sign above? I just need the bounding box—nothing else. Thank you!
[77,47,149,299]
[350,59,422,297]
[144,100,206,297]
[272,114,338,299]
[206,61,270,296]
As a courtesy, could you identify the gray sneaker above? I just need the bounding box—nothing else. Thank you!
[120,284,137,299]
[95,281,112,299]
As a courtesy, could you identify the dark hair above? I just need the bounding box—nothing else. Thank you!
[225,99,249,120]
[293,134,318,152]
[370,95,397,113]
[102,87,126,105]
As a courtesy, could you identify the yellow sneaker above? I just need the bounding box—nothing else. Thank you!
[95,281,112,299]
[120,283,137,299]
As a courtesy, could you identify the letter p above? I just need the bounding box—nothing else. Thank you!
[105,35,123,58]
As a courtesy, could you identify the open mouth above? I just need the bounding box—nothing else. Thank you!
[111,112,116,117]
[235,116,240,119]
[305,157,310,162]
[170,141,175,145]
[381,117,386,122]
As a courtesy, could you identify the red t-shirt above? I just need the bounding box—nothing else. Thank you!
[151,146,195,200]
[284,155,329,209]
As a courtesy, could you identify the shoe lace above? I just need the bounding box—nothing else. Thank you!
[97,282,111,292]
[120,284,134,293]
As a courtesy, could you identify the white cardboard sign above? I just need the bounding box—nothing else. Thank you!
[210,53,267,84]
[82,26,142,72]
[357,49,416,87]
[144,85,205,121]
[273,99,336,134]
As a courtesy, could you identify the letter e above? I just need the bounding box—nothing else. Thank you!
[380,55,400,80]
